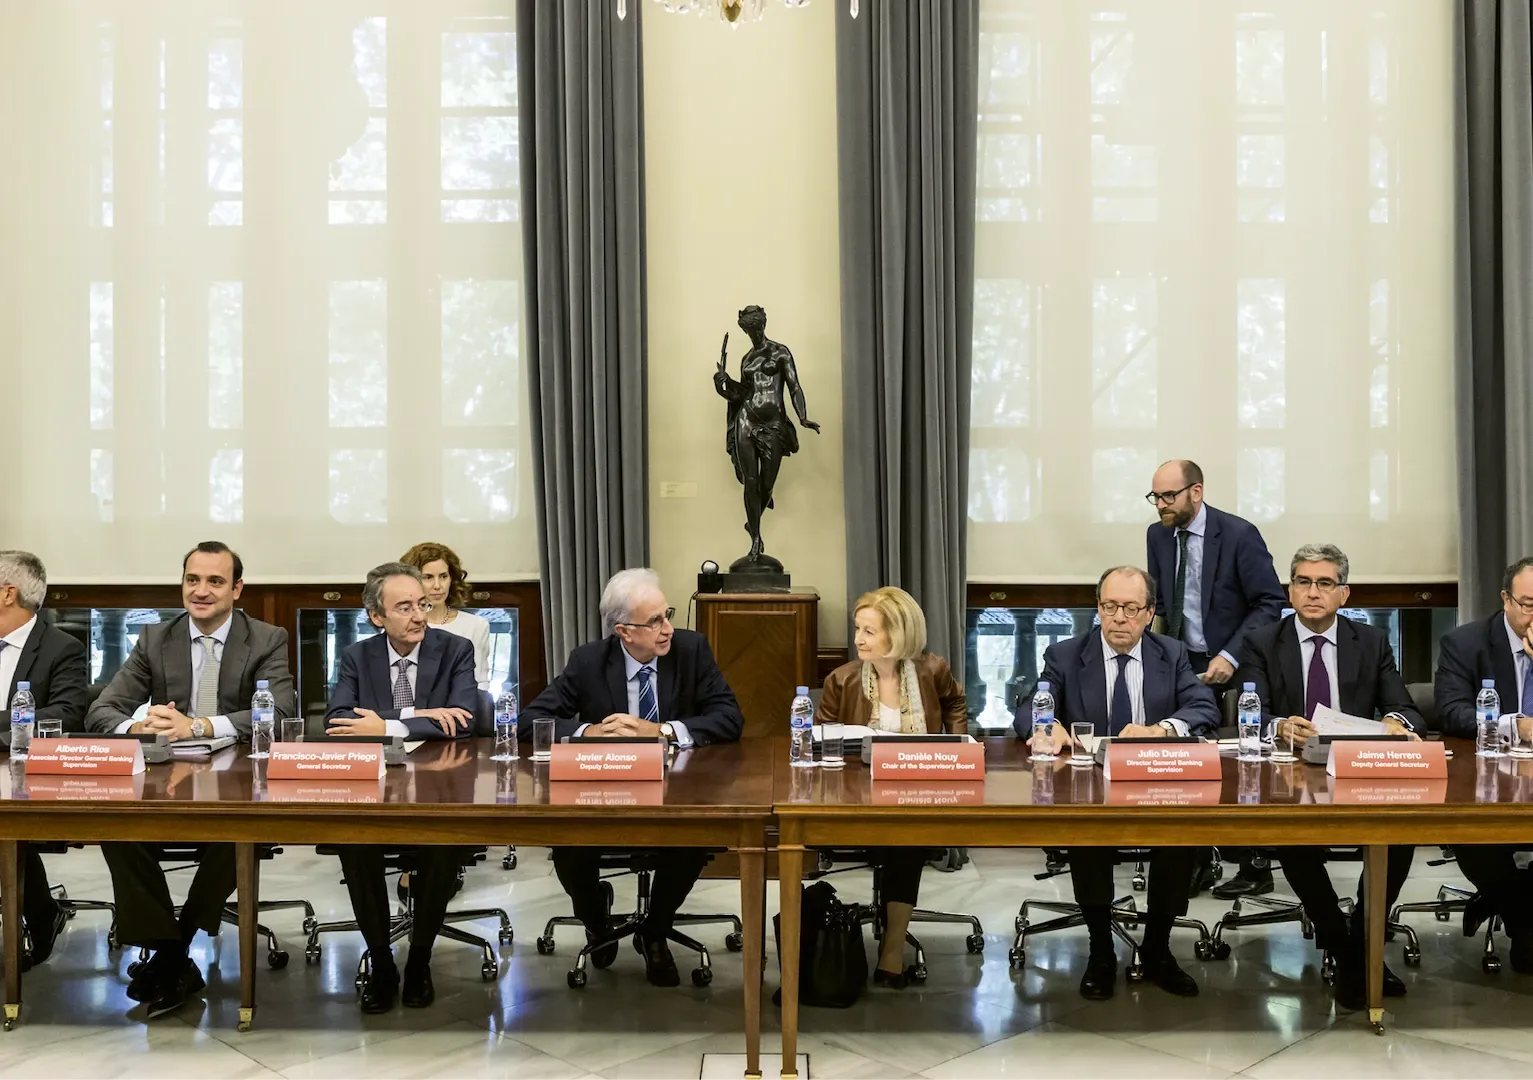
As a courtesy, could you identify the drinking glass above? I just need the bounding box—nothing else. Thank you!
[1512,715,1533,759]
[532,718,555,762]
[1069,722,1094,767]
[280,717,304,743]
[820,722,845,768]
[35,718,62,739]
[1265,719,1297,763]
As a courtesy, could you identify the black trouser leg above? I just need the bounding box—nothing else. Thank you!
[1344,845,1415,941]
[870,847,927,909]
[100,842,180,950]
[337,845,395,966]
[407,847,469,951]
[1145,847,1196,919]
[647,849,711,933]
[1454,845,1533,937]
[1276,846,1350,951]
[179,843,238,939]
[551,848,608,933]
[21,845,57,929]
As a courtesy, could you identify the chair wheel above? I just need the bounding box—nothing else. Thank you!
[1211,863,1225,880]
[1195,941,1214,961]
[725,932,744,952]
[1484,955,1503,974]
[1132,879,1147,892]
[305,946,321,965]
[481,961,499,981]
[1212,942,1232,960]
[126,961,144,978]
[692,967,713,987]
[106,932,119,952]
[1434,911,1451,922]
[1404,948,1422,967]
[302,917,318,936]
[267,950,289,970]
[568,969,587,989]
[1008,947,1024,970]
[502,854,517,870]
[911,963,928,982]
[1125,964,1145,982]
[536,936,555,955]
[966,933,985,954]
[355,971,367,992]
[1302,927,1315,940]
[1014,916,1025,933]
[499,928,514,946]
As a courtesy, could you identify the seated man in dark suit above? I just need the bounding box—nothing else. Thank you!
[325,561,477,1014]
[521,567,744,987]
[1434,555,1533,973]
[85,541,295,1018]
[0,550,88,969]
[1239,543,1423,1010]
[1013,565,1218,1001]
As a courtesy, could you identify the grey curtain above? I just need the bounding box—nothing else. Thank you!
[1455,0,1533,620]
[517,1,649,671]
[836,0,980,675]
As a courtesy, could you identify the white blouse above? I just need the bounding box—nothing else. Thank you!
[874,702,911,734]
[434,609,492,690]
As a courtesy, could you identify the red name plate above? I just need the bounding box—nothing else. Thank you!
[870,782,985,807]
[1330,778,1448,805]
[24,738,144,776]
[266,743,384,781]
[1102,741,1221,781]
[1106,781,1224,807]
[549,742,664,781]
[1327,740,1447,779]
[870,741,986,781]
[548,783,665,807]
[265,780,382,804]
[24,774,145,801]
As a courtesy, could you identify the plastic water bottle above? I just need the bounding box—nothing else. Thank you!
[492,688,517,762]
[250,680,275,758]
[789,686,815,768]
[1031,681,1057,761]
[1477,680,1503,758]
[9,682,35,760]
[1237,683,1262,761]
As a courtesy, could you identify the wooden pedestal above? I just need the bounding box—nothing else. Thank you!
[696,590,819,740]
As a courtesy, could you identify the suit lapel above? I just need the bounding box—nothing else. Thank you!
[1079,635,1109,734]
[366,633,394,709]
[164,615,194,710]
[6,620,44,704]
[217,612,251,714]
[1200,508,1223,622]
[1277,618,1304,717]
[605,638,631,717]
[415,631,443,707]
[1490,614,1520,708]
[658,648,679,723]
[1336,617,1363,716]
[1142,636,1174,720]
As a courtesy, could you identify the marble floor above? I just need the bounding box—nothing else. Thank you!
[5,845,1533,1079]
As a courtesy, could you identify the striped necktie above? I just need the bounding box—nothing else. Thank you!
[637,666,658,723]
[195,637,221,717]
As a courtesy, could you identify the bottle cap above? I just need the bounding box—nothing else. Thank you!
[796,686,808,696]
[16,682,28,690]
[1483,679,1496,688]
[1035,681,1049,692]
[256,680,269,689]
[1243,682,1255,692]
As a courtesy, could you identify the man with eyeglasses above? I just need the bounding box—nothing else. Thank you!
[1435,556,1533,975]
[1237,543,1422,1011]
[522,567,744,986]
[324,561,477,1014]
[1013,566,1218,1001]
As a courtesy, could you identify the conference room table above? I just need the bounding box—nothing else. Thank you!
[773,735,1533,1080]
[0,737,777,1077]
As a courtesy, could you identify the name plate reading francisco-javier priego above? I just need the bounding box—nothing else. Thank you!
[267,743,385,780]
[25,738,145,775]
[1102,740,1221,781]
[1327,740,1447,779]
[549,740,664,782]
[870,741,986,781]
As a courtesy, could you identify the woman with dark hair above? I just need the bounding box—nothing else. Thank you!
[400,542,491,690]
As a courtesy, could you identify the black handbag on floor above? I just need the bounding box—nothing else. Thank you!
[773,881,869,1008]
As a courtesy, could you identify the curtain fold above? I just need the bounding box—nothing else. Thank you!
[1455,0,1533,619]
[517,1,649,672]
[836,0,980,675]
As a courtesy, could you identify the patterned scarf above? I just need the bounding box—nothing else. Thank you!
[861,660,926,734]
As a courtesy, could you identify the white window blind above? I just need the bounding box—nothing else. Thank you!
[0,1,536,582]
[968,1,1455,583]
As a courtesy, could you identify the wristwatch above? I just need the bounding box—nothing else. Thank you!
[1158,721,1178,736]
[190,718,210,738]
[659,722,676,744]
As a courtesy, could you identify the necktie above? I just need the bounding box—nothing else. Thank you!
[1305,636,1332,719]
[1521,654,1533,717]
[392,658,413,710]
[195,636,221,717]
[1168,530,1190,641]
[1109,653,1133,735]
[637,666,658,723]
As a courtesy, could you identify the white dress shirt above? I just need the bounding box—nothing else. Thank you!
[0,616,38,706]
[1297,619,1341,715]
[1175,505,1238,670]
[573,643,693,747]
[1102,633,1190,736]
[115,614,239,737]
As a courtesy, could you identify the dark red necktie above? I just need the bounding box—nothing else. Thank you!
[1305,637,1332,719]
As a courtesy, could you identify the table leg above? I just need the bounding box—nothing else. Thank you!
[1364,844,1387,1035]
[1,841,20,1030]
[777,835,803,1080]
[235,843,258,1032]
[739,839,765,1080]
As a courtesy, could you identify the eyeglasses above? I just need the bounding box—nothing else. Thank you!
[1098,602,1148,618]
[1291,577,1342,594]
[619,607,675,632]
[1144,484,1194,506]
[1505,594,1533,616]
[388,600,434,617]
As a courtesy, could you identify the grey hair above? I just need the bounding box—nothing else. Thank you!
[362,561,423,615]
[600,568,663,636]
[0,551,47,611]
[1290,543,1349,585]
[1096,565,1156,608]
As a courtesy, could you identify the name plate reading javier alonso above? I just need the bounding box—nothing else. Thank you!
[25,738,145,776]
[550,739,664,782]
[267,743,384,780]
[1327,740,1447,779]
[548,783,665,806]
[1102,739,1220,782]
[870,737,985,781]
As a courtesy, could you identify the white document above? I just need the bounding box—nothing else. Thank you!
[812,725,876,742]
[403,740,426,754]
[1309,703,1389,736]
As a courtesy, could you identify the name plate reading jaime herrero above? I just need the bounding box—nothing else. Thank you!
[267,743,385,780]
[870,741,985,781]
[549,740,664,782]
[1329,778,1448,805]
[1102,740,1221,782]
[24,738,145,776]
[1326,740,1447,779]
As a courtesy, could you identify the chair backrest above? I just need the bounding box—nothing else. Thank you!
[1407,682,1437,731]
[474,690,495,737]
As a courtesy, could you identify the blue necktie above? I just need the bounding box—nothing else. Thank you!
[1110,653,1133,735]
[637,666,658,723]
[1521,655,1533,717]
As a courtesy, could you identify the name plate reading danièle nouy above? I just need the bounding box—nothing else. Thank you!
[1327,740,1447,779]
[24,738,145,776]
[870,737,986,781]
[550,739,664,782]
[267,743,385,781]
[1101,739,1221,782]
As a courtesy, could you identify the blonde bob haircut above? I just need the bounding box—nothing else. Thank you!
[854,587,928,661]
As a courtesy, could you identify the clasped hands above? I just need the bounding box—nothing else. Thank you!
[128,702,197,741]
[1031,721,1168,756]
[589,713,662,739]
[329,706,473,737]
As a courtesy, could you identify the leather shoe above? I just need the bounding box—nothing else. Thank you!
[144,959,205,1019]
[1079,955,1117,1001]
[634,932,681,988]
[586,930,619,970]
[22,903,68,972]
[1334,967,1366,1012]
[126,949,191,1003]
[401,962,434,1009]
[1186,863,1220,900]
[872,966,918,990]
[1383,962,1406,997]
[1139,951,1198,997]
[1211,869,1274,901]
[1510,936,1533,975]
[359,965,400,1015]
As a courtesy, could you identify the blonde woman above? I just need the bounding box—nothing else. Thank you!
[817,586,966,988]
[400,542,491,690]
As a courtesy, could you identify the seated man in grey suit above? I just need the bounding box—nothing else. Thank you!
[1014,565,1218,1002]
[324,561,476,1014]
[85,541,295,1018]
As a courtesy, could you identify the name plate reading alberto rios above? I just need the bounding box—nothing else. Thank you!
[550,739,664,782]
[870,739,985,781]
[24,738,145,776]
[1102,740,1221,782]
[1327,740,1447,779]
[267,743,385,780]
[24,774,146,801]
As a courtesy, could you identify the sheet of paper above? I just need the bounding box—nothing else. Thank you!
[812,725,876,742]
[403,740,426,754]
[1309,703,1389,736]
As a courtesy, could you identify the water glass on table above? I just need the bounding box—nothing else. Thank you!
[280,717,304,743]
[819,721,845,768]
[1069,722,1094,766]
[35,718,62,740]
[1266,718,1297,763]
[532,717,555,762]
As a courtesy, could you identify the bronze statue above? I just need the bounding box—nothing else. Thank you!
[714,305,820,574]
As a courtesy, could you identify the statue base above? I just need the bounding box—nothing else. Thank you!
[722,552,790,592]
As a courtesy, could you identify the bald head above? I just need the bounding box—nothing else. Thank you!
[1149,459,1204,530]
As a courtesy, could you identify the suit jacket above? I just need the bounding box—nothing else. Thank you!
[1011,629,1219,738]
[1238,614,1422,731]
[1146,503,1284,662]
[1,618,89,745]
[1435,613,1522,739]
[85,610,294,738]
[324,628,477,741]
[521,629,744,746]
[817,654,966,734]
